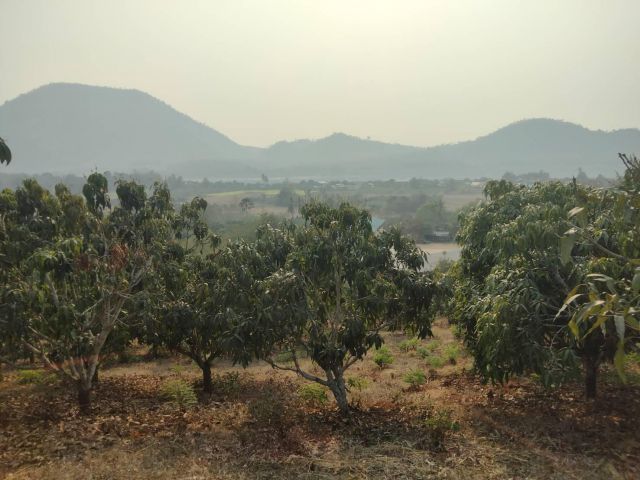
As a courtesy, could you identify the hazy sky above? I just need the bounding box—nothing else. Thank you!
[1,0,639,147]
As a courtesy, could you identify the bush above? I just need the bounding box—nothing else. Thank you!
[373,346,394,368]
[444,345,460,364]
[403,369,427,389]
[297,383,329,407]
[16,369,54,385]
[424,407,460,450]
[399,337,420,352]
[426,356,445,368]
[160,379,198,408]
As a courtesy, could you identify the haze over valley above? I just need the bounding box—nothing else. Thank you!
[2,2,640,479]
[2,83,638,180]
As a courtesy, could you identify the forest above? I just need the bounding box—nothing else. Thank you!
[0,149,639,478]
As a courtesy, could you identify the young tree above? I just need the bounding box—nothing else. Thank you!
[152,196,267,393]
[154,242,262,393]
[261,202,435,413]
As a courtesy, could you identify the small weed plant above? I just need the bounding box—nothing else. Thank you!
[403,369,427,389]
[424,407,460,450]
[346,376,369,391]
[17,369,55,385]
[373,346,394,368]
[444,344,460,364]
[399,337,420,352]
[298,383,329,408]
[426,356,446,368]
[160,379,198,408]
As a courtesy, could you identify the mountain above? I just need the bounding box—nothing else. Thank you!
[0,83,260,177]
[1,83,639,179]
[265,120,640,179]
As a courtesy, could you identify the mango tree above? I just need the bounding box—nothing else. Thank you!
[261,202,435,413]
[0,180,63,371]
[0,137,10,165]
[1,176,170,412]
[449,176,630,398]
[559,154,640,396]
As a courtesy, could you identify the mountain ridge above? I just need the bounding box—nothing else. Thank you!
[1,83,638,179]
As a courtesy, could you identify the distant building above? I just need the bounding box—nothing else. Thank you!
[371,217,385,231]
[425,230,451,241]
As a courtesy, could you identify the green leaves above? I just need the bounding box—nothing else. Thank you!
[559,233,575,265]
[0,137,11,166]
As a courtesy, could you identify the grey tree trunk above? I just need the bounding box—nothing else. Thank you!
[327,370,349,413]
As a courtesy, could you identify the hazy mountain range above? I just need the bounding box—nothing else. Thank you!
[1,83,639,180]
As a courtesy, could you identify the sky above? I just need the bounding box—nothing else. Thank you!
[1,0,639,147]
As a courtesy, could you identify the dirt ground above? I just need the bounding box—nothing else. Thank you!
[1,320,638,479]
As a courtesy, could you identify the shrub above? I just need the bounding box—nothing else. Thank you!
[399,337,420,352]
[346,376,369,391]
[426,356,445,368]
[298,383,329,407]
[160,379,198,408]
[403,369,427,389]
[373,346,394,368]
[424,407,460,450]
[444,345,460,364]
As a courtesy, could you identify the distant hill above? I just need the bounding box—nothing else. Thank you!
[0,83,259,177]
[1,83,639,179]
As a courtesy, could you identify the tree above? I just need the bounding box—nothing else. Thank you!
[239,197,254,213]
[0,176,171,412]
[173,196,210,251]
[449,176,631,398]
[154,241,265,393]
[151,195,268,394]
[1,180,62,371]
[0,137,11,165]
[261,202,435,412]
[559,154,640,396]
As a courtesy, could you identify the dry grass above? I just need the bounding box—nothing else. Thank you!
[1,319,638,480]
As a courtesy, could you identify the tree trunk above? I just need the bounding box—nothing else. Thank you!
[328,371,349,414]
[78,384,92,414]
[583,355,599,399]
[202,362,213,394]
[92,365,99,385]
